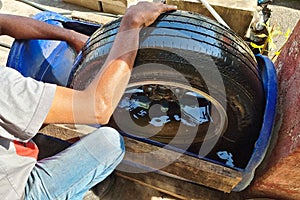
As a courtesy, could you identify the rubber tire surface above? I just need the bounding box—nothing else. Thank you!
[69,11,265,168]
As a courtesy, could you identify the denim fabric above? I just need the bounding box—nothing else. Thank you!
[24,127,125,200]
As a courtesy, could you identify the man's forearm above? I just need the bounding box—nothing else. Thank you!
[0,14,88,52]
[0,14,71,40]
[44,14,141,125]
[77,5,176,124]
[44,2,177,125]
[72,14,141,124]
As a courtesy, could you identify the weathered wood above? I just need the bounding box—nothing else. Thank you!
[100,172,178,200]
[39,124,242,193]
[63,0,101,11]
[100,0,127,15]
[119,136,242,193]
[186,0,257,10]
[166,0,257,37]
[39,124,92,140]
[100,0,153,15]
[115,171,227,199]
[64,0,256,37]
[71,11,117,25]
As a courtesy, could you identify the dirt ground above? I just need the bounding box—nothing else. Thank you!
[0,0,300,200]
[268,0,300,59]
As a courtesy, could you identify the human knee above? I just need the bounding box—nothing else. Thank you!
[93,126,125,158]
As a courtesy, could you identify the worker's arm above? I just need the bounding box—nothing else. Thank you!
[0,14,88,52]
[44,2,177,124]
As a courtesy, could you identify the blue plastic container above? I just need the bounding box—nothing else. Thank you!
[234,54,277,191]
[7,11,277,191]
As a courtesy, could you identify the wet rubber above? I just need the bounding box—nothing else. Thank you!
[69,11,265,168]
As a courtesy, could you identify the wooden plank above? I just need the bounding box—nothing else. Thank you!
[71,11,117,24]
[166,0,257,37]
[63,0,101,11]
[65,0,256,37]
[119,136,242,193]
[39,124,92,140]
[191,0,257,11]
[100,0,127,15]
[63,0,256,37]
[39,124,242,193]
[99,0,154,15]
[115,171,228,199]
[100,172,179,200]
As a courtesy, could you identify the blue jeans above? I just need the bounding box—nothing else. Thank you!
[24,127,125,200]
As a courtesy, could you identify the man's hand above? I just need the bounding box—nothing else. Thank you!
[66,2,176,52]
[67,30,89,53]
[122,2,177,29]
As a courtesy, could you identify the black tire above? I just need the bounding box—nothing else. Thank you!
[69,11,265,169]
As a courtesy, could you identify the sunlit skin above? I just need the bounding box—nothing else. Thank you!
[0,14,88,53]
[0,2,177,125]
[44,2,177,125]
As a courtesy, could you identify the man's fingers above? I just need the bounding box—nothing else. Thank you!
[161,4,177,12]
[155,2,177,13]
[125,2,177,28]
[142,3,177,27]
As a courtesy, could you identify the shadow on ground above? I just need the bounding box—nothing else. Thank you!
[272,0,300,10]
